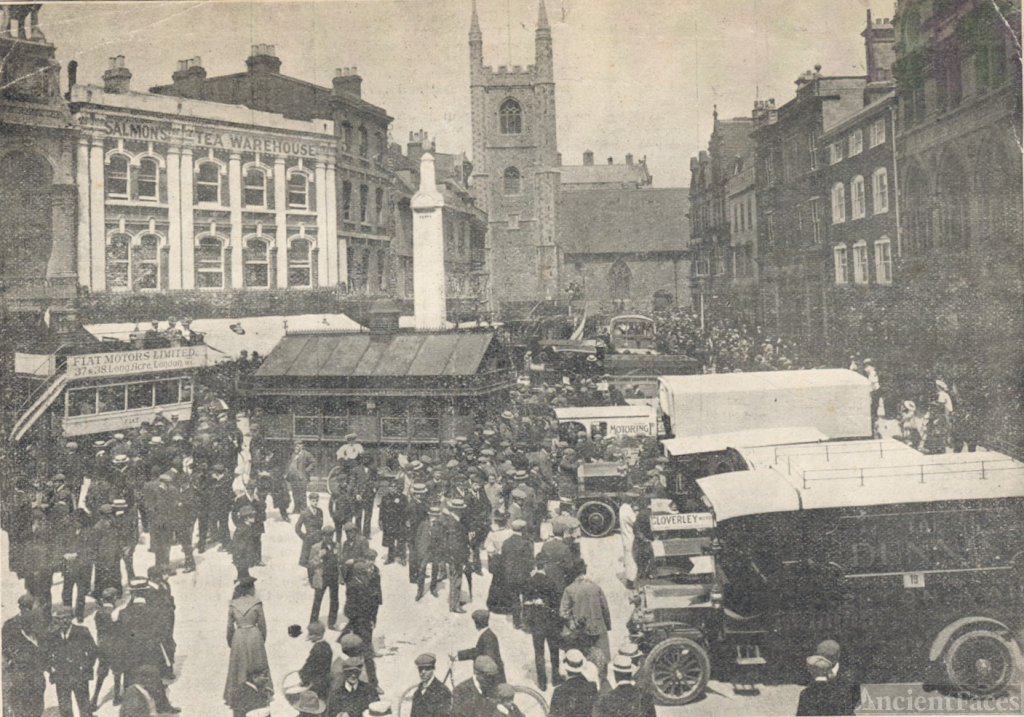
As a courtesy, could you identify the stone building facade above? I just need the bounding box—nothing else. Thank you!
[469,0,561,313]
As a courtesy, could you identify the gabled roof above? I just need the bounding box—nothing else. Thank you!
[560,162,651,187]
[559,188,690,255]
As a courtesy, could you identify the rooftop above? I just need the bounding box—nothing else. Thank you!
[559,187,690,255]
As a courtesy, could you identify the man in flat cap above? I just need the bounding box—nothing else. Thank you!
[410,653,452,717]
[452,655,499,717]
[499,519,535,629]
[3,594,47,717]
[46,604,97,717]
[452,610,506,685]
[414,505,447,601]
[406,483,431,585]
[299,621,333,700]
[816,639,860,714]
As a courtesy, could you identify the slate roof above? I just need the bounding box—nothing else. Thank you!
[558,188,690,255]
[255,331,496,378]
[560,162,650,187]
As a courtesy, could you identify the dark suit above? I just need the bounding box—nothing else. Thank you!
[295,506,324,568]
[46,624,97,717]
[500,533,534,627]
[548,675,597,717]
[2,613,46,717]
[796,679,856,716]
[591,682,656,717]
[328,678,376,717]
[298,640,333,699]
[456,628,506,685]
[522,570,562,689]
[452,677,493,717]
[410,677,452,717]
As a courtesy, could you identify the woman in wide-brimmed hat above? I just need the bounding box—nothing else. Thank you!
[224,577,272,708]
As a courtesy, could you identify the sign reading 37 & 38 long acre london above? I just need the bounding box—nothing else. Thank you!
[66,346,208,380]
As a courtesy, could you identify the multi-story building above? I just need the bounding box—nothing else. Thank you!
[752,68,866,350]
[687,112,756,325]
[150,45,395,301]
[891,0,1022,406]
[69,55,341,321]
[821,82,898,357]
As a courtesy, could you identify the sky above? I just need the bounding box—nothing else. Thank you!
[41,0,897,188]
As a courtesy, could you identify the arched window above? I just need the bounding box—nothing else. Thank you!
[341,123,353,152]
[503,166,521,195]
[195,236,225,288]
[851,175,866,219]
[243,237,270,288]
[902,164,931,253]
[500,98,522,135]
[138,158,159,201]
[833,245,848,284]
[377,249,387,291]
[874,237,893,284]
[287,173,309,210]
[376,133,386,162]
[852,240,869,284]
[105,155,129,198]
[243,167,268,207]
[375,187,385,224]
[342,181,352,221]
[288,239,312,287]
[359,184,369,223]
[106,234,131,289]
[358,127,369,157]
[831,182,846,224]
[132,234,160,290]
[609,260,631,301]
[196,161,221,204]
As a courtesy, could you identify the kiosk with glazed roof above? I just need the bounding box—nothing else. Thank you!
[627,441,1024,705]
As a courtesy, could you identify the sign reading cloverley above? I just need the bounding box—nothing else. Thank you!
[66,346,208,380]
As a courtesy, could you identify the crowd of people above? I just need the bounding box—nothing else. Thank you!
[2,385,249,716]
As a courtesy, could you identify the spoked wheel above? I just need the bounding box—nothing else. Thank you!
[397,683,548,717]
[944,629,1019,697]
[577,501,616,538]
[644,637,710,705]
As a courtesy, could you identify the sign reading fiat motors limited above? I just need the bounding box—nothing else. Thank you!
[67,346,208,380]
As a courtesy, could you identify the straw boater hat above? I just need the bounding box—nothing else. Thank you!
[563,649,586,673]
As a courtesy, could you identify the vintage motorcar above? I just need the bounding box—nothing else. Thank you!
[627,446,1024,705]
[571,461,640,538]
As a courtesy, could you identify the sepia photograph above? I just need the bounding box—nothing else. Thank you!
[1,0,1022,715]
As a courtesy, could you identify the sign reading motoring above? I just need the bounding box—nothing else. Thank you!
[651,512,715,532]
[66,346,207,380]
[103,119,331,159]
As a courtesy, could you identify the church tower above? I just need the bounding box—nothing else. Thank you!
[470,0,561,314]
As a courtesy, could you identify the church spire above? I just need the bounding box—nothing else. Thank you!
[470,0,481,38]
[537,0,550,31]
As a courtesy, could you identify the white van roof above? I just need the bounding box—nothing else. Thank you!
[662,427,828,456]
[554,406,654,420]
[698,452,1024,522]
[659,368,869,395]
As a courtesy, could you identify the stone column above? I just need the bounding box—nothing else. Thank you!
[179,148,195,288]
[411,153,447,330]
[166,145,181,289]
[88,137,106,291]
[314,159,329,286]
[46,184,78,281]
[228,152,243,289]
[274,157,287,287]
[76,137,91,288]
[324,159,338,286]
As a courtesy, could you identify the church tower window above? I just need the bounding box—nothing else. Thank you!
[499,98,523,135]
[503,167,521,195]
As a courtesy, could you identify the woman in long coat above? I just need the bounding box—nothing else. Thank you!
[224,577,271,706]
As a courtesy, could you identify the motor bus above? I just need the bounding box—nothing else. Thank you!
[627,445,1024,705]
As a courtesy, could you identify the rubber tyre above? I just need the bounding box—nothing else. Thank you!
[944,629,1019,697]
[577,501,616,538]
[644,636,711,705]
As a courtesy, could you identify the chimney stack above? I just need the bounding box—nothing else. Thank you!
[171,56,207,97]
[103,55,131,94]
[607,157,613,165]
[411,153,448,331]
[583,150,594,166]
[333,66,362,98]
[407,130,431,164]
[625,153,633,165]
[246,44,281,74]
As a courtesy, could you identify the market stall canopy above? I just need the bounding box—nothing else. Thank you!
[85,314,362,363]
[255,330,498,379]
